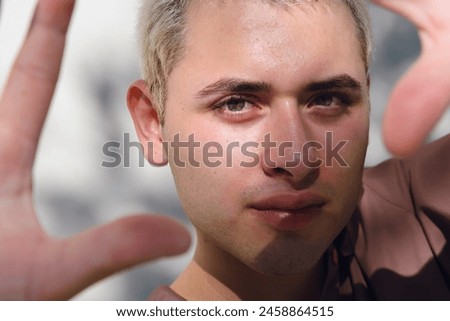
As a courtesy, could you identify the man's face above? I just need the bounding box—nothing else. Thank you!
[162,0,369,275]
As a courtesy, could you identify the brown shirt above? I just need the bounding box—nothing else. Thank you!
[150,134,450,300]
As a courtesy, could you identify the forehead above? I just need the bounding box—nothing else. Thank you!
[168,0,364,95]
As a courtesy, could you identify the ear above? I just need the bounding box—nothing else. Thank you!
[127,80,168,166]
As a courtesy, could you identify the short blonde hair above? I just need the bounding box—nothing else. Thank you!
[137,0,372,122]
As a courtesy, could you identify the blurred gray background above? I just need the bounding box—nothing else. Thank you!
[0,0,448,300]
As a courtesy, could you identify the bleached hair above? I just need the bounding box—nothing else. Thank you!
[137,0,372,122]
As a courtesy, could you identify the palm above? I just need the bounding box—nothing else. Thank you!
[1,0,449,301]
[0,0,189,300]
[372,0,450,156]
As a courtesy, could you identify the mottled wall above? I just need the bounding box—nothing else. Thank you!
[0,0,448,300]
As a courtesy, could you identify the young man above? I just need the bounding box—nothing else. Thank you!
[0,0,449,300]
[127,0,450,300]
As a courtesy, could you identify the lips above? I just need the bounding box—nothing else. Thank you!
[249,192,326,231]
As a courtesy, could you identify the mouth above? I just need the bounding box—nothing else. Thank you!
[249,192,326,231]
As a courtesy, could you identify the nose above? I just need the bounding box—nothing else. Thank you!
[260,100,319,188]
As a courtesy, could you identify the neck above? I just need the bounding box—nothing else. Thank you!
[171,236,326,301]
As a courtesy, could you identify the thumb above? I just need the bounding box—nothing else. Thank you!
[34,214,190,300]
[383,49,450,156]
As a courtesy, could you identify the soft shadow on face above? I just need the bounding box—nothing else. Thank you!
[160,0,370,278]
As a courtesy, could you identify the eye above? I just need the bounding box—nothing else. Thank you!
[212,95,261,122]
[217,96,251,112]
[310,93,350,108]
[314,94,334,107]
[306,92,355,118]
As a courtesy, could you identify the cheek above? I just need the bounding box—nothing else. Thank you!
[171,163,254,249]
[338,109,370,168]
[166,121,267,236]
[303,106,368,199]
[167,137,249,227]
[320,110,369,221]
[313,106,370,168]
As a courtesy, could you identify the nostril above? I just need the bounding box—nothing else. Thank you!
[273,167,292,176]
[274,167,284,174]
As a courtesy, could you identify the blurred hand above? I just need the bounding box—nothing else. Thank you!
[372,0,450,156]
[0,0,190,300]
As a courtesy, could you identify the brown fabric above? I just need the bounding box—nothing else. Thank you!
[340,133,450,300]
[149,134,450,301]
[148,286,186,301]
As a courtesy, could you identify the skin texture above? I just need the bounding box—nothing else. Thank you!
[0,0,190,300]
[130,0,370,300]
[0,0,448,300]
[373,0,450,156]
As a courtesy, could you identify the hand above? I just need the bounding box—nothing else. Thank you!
[372,0,450,156]
[0,0,190,300]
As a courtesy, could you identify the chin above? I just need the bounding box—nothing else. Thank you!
[249,239,326,276]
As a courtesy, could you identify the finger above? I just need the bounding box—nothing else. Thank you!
[31,215,190,300]
[370,0,426,28]
[383,50,450,156]
[0,0,75,167]
[371,0,449,33]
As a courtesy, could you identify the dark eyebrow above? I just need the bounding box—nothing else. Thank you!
[196,78,272,98]
[306,74,362,92]
[196,74,361,99]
